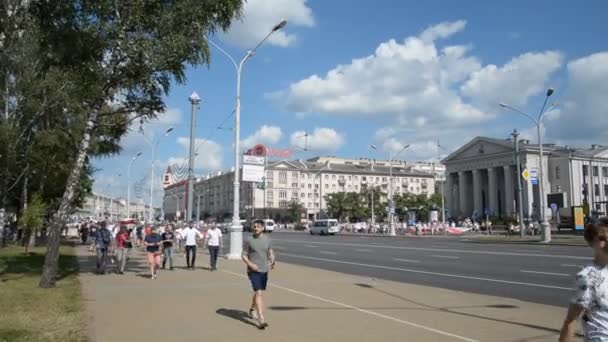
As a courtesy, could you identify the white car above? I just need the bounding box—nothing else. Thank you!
[263,219,275,232]
[310,219,340,235]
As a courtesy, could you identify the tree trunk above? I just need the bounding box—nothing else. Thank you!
[39,110,97,288]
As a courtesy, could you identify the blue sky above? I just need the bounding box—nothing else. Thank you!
[93,0,608,206]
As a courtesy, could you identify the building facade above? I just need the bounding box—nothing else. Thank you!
[442,136,608,221]
[163,156,436,222]
[75,193,160,222]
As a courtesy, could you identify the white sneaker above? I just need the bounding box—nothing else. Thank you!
[248,308,257,320]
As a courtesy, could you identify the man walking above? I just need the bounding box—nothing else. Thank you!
[161,225,176,270]
[182,222,203,269]
[204,224,222,271]
[242,219,275,329]
[94,221,112,275]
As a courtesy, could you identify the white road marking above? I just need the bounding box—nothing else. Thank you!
[281,253,572,291]
[222,269,478,342]
[272,238,590,260]
[520,270,570,277]
[355,249,373,253]
[431,255,459,259]
[304,245,318,248]
[561,264,582,268]
[320,251,337,255]
[393,258,421,263]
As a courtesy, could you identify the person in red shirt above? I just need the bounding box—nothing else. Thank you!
[114,226,132,274]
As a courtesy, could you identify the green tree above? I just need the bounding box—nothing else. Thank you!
[286,199,304,223]
[362,186,387,222]
[19,193,46,253]
[0,0,244,288]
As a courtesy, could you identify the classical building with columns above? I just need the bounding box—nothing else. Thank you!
[442,136,608,222]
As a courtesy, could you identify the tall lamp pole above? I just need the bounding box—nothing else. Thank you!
[127,152,142,219]
[208,20,287,259]
[187,92,201,223]
[511,129,526,238]
[500,88,557,242]
[389,145,410,236]
[143,127,173,223]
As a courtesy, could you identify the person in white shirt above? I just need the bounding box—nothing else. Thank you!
[182,222,203,269]
[204,224,223,271]
[173,225,183,253]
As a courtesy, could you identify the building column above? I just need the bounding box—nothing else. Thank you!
[487,167,498,216]
[446,173,455,216]
[472,169,483,218]
[458,171,467,217]
[503,165,514,217]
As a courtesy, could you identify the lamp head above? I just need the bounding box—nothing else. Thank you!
[499,103,508,108]
[189,91,201,104]
[546,88,554,97]
[165,127,174,135]
[273,19,287,32]
[369,144,378,150]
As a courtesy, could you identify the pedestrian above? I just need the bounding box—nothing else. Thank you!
[94,221,112,275]
[135,225,144,247]
[182,222,203,269]
[161,225,176,270]
[559,222,608,341]
[89,223,97,252]
[114,225,132,274]
[144,226,162,279]
[174,224,184,253]
[204,224,223,271]
[242,219,275,329]
[79,222,89,245]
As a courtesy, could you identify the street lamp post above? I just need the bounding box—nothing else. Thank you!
[511,129,526,238]
[369,145,378,229]
[499,88,557,242]
[142,127,173,223]
[389,145,410,236]
[127,152,142,219]
[187,93,200,223]
[208,19,287,259]
[313,161,330,221]
[196,189,210,223]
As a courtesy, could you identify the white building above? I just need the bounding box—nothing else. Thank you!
[163,156,436,222]
[442,136,608,221]
[75,193,160,222]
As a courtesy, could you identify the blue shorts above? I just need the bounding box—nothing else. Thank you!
[248,271,268,291]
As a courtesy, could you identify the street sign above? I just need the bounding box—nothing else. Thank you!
[242,164,265,182]
[243,155,265,166]
[521,168,530,181]
[529,168,538,185]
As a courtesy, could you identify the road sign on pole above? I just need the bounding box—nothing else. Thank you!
[521,168,530,181]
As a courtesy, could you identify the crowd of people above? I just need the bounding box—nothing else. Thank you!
[77,219,275,329]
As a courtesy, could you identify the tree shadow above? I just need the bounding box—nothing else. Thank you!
[0,244,79,283]
[0,328,29,341]
[216,308,258,328]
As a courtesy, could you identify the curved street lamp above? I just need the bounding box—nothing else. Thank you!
[127,151,143,219]
[142,127,173,223]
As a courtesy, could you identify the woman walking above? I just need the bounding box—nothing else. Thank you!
[114,226,132,274]
[144,226,162,279]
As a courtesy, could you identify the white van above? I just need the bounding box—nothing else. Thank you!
[310,219,340,235]
[263,219,276,232]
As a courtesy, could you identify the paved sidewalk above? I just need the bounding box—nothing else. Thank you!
[77,245,581,342]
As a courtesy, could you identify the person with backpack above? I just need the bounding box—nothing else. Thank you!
[560,221,608,341]
[94,221,112,275]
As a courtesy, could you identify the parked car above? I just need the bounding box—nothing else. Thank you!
[310,219,340,235]
[262,219,275,232]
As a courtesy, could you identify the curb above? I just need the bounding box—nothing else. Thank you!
[460,239,586,247]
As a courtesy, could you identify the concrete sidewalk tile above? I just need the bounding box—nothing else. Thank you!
[78,245,581,342]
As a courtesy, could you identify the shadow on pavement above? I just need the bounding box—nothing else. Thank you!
[216,308,258,328]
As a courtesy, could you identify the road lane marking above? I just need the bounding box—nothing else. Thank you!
[561,264,583,268]
[431,255,459,259]
[222,270,478,342]
[393,258,421,263]
[520,270,570,277]
[304,245,318,248]
[280,252,572,291]
[272,238,589,260]
[355,249,373,253]
[320,251,337,255]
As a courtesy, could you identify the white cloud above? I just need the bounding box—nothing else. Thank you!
[172,137,223,172]
[419,20,466,42]
[240,125,282,148]
[382,138,440,161]
[120,108,182,154]
[290,127,345,152]
[221,0,314,48]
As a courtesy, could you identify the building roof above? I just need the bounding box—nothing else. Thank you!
[268,159,434,178]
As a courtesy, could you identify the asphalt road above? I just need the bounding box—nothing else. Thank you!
[263,231,591,307]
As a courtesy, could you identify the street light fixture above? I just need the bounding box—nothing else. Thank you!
[389,144,410,236]
[127,152,143,219]
[187,93,201,223]
[499,88,557,242]
[142,127,174,223]
[207,19,287,259]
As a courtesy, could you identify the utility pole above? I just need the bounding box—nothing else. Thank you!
[512,129,525,238]
[187,92,200,223]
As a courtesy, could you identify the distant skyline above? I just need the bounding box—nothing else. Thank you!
[93,0,608,206]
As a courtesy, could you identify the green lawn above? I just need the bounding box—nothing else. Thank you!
[0,245,86,342]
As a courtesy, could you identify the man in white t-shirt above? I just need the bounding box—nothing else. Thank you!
[173,225,183,253]
[182,222,203,269]
[204,224,223,271]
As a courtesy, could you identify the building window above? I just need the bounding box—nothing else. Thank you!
[325,184,329,189]
[595,184,600,196]
[292,183,298,188]
[308,202,312,208]
[354,176,359,180]
[593,166,599,177]
[267,192,274,200]
[279,191,287,199]
[308,174,312,180]
[382,177,387,182]
[583,165,589,176]
[348,176,351,180]
[332,184,336,189]
[267,182,274,189]
[325,175,329,180]
[279,200,288,208]
[315,193,319,199]
[292,191,298,199]
[332,175,336,180]
[308,193,312,199]
[604,167,608,177]
[348,185,352,190]
[315,184,319,189]
[604,184,608,196]
[293,173,298,179]
[301,183,305,188]
[266,171,274,179]
[555,166,561,180]
[355,185,359,190]
[308,184,312,189]
[267,201,273,208]
[361,176,366,181]
[301,193,305,198]
[279,172,287,184]
[315,203,319,208]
